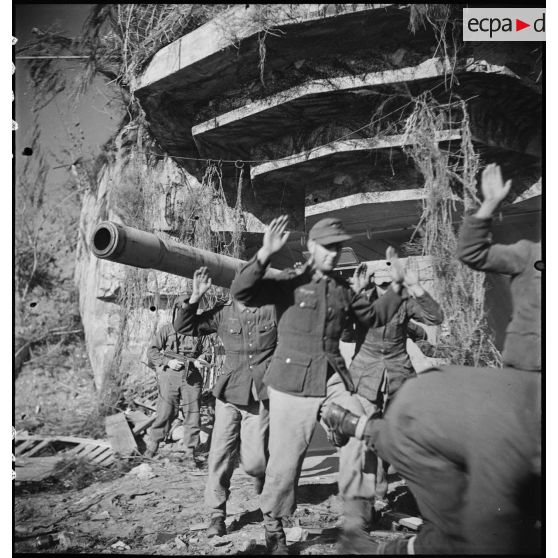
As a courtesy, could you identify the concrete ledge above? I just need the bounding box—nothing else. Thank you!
[251,131,461,181]
[305,188,427,218]
[135,4,397,91]
[193,58,520,137]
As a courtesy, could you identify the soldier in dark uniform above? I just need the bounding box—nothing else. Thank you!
[173,267,277,539]
[145,313,205,467]
[322,163,541,554]
[230,215,411,554]
[343,262,443,512]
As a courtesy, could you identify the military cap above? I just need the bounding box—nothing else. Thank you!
[308,217,352,245]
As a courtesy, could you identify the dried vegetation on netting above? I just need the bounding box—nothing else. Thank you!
[401,94,502,367]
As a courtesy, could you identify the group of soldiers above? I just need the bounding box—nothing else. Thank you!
[142,163,541,555]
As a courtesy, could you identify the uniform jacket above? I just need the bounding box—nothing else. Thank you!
[230,255,404,397]
[346,288,443,401]
[173,299,277,405]
[147,323,204,374]
[457,215,541,372]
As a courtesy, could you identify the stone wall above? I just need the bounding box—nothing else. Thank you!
[75,148,233,389]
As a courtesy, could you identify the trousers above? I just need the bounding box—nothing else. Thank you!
[205,398,269,516]
[148,368,202,449]
[260,373,375,519]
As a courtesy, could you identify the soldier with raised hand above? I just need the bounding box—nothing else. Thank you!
[344,259,443,514]
[173,266,278,539]
[321,163,541,554]
[230,215,410,554]
[457,162,541,374]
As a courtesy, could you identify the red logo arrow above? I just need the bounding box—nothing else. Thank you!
[516,19,530,31]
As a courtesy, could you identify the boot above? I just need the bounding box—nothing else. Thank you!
[206,515,226,538]
[337,498,374,554]
[144,440,159,458]
[264,516,289,555]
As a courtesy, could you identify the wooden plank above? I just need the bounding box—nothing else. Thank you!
[90,447,114,464]
[15,439,38,456]
[132,415,157,435]
[65,443,87,456]
[83,445,112,461]
[75,445,99,458]
[15,456,63,482]
[105,413,138,456]
[125,410,150,426]
[133,399,156,412]
[23,439,53,458]
[94,451,115,466]
[16,434,112,448]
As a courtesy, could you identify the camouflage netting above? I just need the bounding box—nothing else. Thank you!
[402,94,502,367]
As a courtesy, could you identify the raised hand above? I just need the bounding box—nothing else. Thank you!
[258,215,290,264]
[351,262,369,294]
[403,268,425,297]
[476,163,512,218]
[190,266,212,303]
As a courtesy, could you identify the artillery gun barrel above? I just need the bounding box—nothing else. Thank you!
[91,221,252,288]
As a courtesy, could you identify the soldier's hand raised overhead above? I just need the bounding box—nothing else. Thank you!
[476,163,512,218]
[351,262,369,294]
[190,266,212,303]
[403,268,425,297]
[258,215,290,265]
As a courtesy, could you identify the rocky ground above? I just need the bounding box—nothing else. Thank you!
[14,361,419,555]
[14,442,417,555]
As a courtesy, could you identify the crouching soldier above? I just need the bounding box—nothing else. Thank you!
[322,365,540,554]
[144,306,205,468]
[174,267,277,539]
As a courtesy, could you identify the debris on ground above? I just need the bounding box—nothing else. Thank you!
[14,442,416,555]
[110,540,131,550]
[285,526,309,542]
[105,413,138,456]
[129,463,157,480]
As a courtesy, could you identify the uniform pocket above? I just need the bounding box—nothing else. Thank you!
[258,320,277,349]
[293,291,319,332]
[222,318,243,351]
[269,352,312,392]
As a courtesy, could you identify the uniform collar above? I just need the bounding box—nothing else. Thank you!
[234,300,258,313]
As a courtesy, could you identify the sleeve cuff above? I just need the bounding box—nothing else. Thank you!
[252,252,270,270]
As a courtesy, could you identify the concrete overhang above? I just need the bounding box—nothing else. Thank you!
[306,188,430,234]
[250,131,460,183]
[134,4,412,97]
[249,130,539,206]
[191,58,539,158]
[132,3,441,170]
[241,191,541,266]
